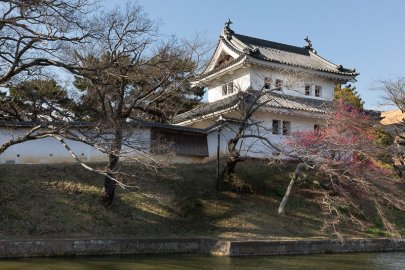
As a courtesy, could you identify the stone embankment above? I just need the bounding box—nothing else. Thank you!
[0,237,404,258]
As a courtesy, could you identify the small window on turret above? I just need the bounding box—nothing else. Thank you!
[282,121,291,135]
[272,120,280,134]
[222,85,227,96]
[264,77,272,89]
[222,82,234,96]
[227,82,234,94]
[315,85,322,97]
[305,85,311,95]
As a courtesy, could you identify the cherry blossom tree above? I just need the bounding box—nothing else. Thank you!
[280,101,405,236]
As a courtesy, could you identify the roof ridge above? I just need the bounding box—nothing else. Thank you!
[233,33,308,54]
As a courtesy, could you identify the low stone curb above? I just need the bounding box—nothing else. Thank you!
[229,238,405,256]
[0,237,404,258]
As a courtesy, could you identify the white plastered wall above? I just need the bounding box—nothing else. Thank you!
[0,127,151,164]
[206,65,335,104]
[249,66,335,101]
[207,68,251,102]
[205,110,320,160]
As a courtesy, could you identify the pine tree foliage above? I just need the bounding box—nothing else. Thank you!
[334,84,364,109]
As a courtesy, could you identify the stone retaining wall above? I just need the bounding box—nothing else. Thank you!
[0,238,404,258]
[229,238,405,256]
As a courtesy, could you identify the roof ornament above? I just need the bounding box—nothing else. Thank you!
[337,64,356,73]
[304,36,312,48]
[243,47,260,55]
[225,18,233,29]
[223,18,234,40]
[304,36,317,54]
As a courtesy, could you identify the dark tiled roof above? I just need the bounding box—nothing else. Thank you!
[0,121,93,128]
[171,94,240,124]
[258,92,331,113]
[0,120,207,134]
[172,92,331,124]
[198,27,358,81]
[233,33,357,76]
[235,34,309,55]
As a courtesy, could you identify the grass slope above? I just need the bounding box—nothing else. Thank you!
[0,160,403,240]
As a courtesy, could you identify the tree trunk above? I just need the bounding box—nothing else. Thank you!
[101,127,123,205]
[278,175,297,215]
[217,155,244,191]
[278,163,309,215]
[216,135,243,190]
[101,154,119,205]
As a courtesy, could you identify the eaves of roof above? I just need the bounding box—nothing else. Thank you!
[231,33,358,77]
[0,120,208,135]
[247,52,358,77]
[196,30,358,83]
[172,92,331,124]
[171,94,240,124]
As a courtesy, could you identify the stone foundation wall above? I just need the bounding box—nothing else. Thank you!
[0,237,404,258]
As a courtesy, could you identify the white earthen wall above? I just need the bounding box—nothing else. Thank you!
[250,67,335,101]
[0,128,151,164]
[206,111,319,160]
[207,68,251,102]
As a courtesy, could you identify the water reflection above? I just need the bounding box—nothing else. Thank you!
[1,252,404,270]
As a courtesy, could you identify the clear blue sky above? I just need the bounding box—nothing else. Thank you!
[104,0,405,110]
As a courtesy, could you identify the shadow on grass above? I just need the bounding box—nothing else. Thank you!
[1,159,390,239]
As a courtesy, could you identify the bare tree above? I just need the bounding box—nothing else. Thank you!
[0,0,96,86]
[66,3,207,204]
[379,77,405,176]
[380,77,405,112]
[0,2,208,205]
[0,0,95,162]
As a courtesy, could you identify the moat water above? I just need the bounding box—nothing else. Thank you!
[0,252,404,269]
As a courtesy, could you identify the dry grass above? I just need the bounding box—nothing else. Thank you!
[0,160,403,240]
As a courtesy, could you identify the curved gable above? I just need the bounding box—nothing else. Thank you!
[205,39,241,73]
